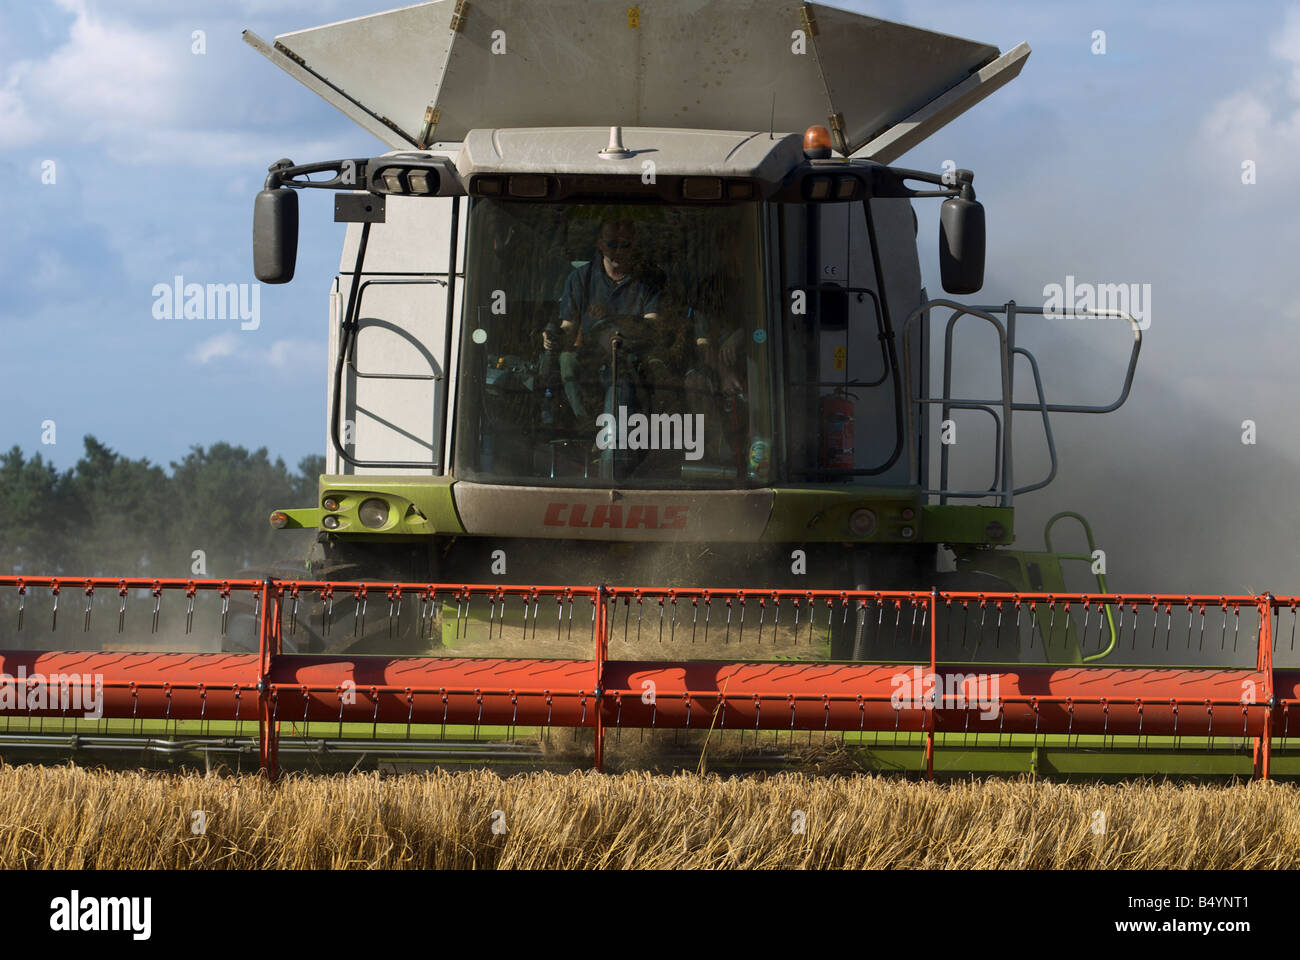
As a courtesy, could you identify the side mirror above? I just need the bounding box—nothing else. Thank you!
[939,193,985,295]
[253,188,299,284]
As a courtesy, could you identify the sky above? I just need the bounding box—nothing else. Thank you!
[2,0,1299,594]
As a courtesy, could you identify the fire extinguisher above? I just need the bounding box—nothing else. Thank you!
[820,388,856,469]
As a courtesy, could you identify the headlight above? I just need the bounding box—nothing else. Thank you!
[848,508,877,537]
[358,498,390,529]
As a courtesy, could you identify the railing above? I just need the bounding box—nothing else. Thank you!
[0,577,1294,780]
[903,300,1143,505]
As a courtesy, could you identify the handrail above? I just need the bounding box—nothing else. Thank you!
[904,299,1143,506]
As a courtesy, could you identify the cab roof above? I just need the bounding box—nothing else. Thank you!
[456,127,805,183]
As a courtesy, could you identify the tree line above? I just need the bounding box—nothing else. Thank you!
[0,436,323,578]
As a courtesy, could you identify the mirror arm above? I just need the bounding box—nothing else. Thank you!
[264,157,371,191]
[880,165,974,200]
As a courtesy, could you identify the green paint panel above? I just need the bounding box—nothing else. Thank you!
[267,507,318,530]
[923,504,1015,545]
[313,474,465,537]
[761,486,923,543]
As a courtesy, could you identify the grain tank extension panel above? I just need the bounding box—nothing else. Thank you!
[244,0,1028,159]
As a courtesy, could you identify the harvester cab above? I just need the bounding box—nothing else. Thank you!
[244,0,1139,664]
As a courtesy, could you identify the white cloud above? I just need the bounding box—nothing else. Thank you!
[190,331,239,364]
[0,4,173,153]
[263,338,316,369]
[189,333,320,370]
[0,1,363,165]
[1199,5,1300,171]
[1271,6,1300,99]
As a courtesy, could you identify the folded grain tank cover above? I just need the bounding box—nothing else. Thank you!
[246,0,1028,161]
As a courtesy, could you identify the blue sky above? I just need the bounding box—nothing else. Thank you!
[3,0,1300,590]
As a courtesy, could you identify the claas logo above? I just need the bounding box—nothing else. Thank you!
[543,503,688,529]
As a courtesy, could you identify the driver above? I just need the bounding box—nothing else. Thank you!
[541,219,663,421]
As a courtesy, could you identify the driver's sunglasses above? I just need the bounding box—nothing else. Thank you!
[602,239,634,249]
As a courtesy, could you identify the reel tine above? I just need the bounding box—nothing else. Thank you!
[353,586,367,638]
[851,599,868,661]
[83,582,94,632]
[51,581,60,632]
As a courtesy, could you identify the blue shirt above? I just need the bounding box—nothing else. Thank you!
[560,260,662,335]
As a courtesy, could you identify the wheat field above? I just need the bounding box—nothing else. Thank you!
[0,763,1295,869]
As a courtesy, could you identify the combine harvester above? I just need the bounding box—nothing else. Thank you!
[2,0,1297,779]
